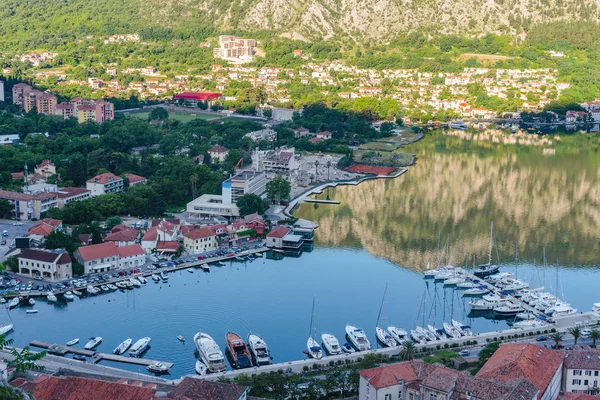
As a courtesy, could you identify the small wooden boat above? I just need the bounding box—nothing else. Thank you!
[26,309,38,314]
[66,338,79,346]
[177,335,185,342]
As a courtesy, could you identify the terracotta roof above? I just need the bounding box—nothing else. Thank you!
[168,377,247,400]
[37,159,54,168]
[209,144,229,153]
[421,367,459,392]
[123,173,147,183]
[104,228,138,242]
[476,343,563,397]
[184,227,215,240]
[564,349,600,370]
[142,227,158,241]
[117,244,145,258]
[359,361,418,389]
[0,190,33,201]
[33,218,62,229]
[558,393,600,400]
[11,172,24,179]
[18,249,69,264]
[155,241,180,250]
[56,187,90,198]
[76,242,119,261]
[26,224,54,237]
[87,172,122,184]
[11,375,156,400]
[78,234,92,243]
[267,226,291,238]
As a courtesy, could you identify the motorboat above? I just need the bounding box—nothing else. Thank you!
[444,277,466,286]
[457,281,478,289]
[345,325,371,351]
[138,276,147,284]
[376,327,397,347]
[463,286,489,296]
[195,360,208,375]
[427,325,446,340]
[321,333,342,355]
[72,290,83,296]
[46,292,57,303]
[0,298,5,304]
[129,337,151,357]
[100,285,110,292]
[26,310,38,314]
[443,322,462,339]
[8,297,19,309]
[248,333,271,365]
[107,284,117,290]
[73,355,86,361]
[129,278,141,287]
[226,332,253,368]
[115,281,127,289]
[85,337,102,350]
[187,268,194,273]
[124,281,134,289]
[114,338,133,355]
[200,264,210,272]
[63,292,74,300]
[177,335,185,342]
[28,298,36,305]
[194,332,226,372]
[152,274,160,281]
[217,261,226,267]
[549,305,577,318]
[452,320,472,336]
[66,338,79,346]
[342,342,355,353]
[410,329,427,344]
[0,324,13,335]
[86,285,98,295]
[147,362,169,374]
[160,272,168,280]
[469,297,507,311]
[494,304,524,316]
[387,326,407,343]
[513,318,549,329]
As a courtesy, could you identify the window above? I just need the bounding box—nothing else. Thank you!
[409,394,414,400]
[398,388,403,399]
[595,371,599,377]
[385,395,392,400]
[586,371,592,376]
[573,379,582,385]
[429,394,438,400]
[585,380,589,386]
[575,370,583,376]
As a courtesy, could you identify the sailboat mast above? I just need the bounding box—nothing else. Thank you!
[376,284,388,327]
[488,222,494,264]
[309,296,316,338]
[515,240,519,279]
[436,231,441,267]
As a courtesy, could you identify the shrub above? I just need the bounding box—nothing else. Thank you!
[436,344,441,350]
[444,343,450,349]
[312,363,319,370]
[329,360,335,367]
[303,366,309,372]
[500,336,505,340]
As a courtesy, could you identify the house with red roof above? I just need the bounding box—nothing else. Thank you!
[168,376,248,400]
[17,249,72,281]
[86,172,124,196]
[122,173,147,186]
[104,225,139,247]
[266,225,304,251]
[562,349,600,395]
[208,144,229,163]
[74,242,145,273]
[183,226,217,252]
[359,359,539,400]
[477,343,563,400]
[316,130,332,140]
[25,218,63,241]
[34,160,56,178]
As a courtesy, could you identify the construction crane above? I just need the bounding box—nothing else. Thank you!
[235,157,244,170]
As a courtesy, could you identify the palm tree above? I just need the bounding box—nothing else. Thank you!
[590,330,600,348]
[569,327,581,346]
[400,340,415,361]
[551,332,563,349]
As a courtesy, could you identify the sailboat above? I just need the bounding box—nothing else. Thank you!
[306,296,323,359]
[375,284,397,347]
[473,222,500,277]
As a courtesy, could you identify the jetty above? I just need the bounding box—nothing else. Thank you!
[303,199,341,204]
[30,341,174,369]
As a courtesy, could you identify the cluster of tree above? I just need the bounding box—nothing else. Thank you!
[266,176,291,204]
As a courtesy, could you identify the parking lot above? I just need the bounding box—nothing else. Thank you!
[0,219,33,262]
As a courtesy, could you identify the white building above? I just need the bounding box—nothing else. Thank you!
[86,172,124,196]
[182,226,218,252]
[0,80,4,102]
[17,249,73,281]
[74,242,145,273]
[563,350,600,395]
[186,194,239,219]
[208,145,229,163]
[252,147,296,173]
[244,128,277,142]
[222,170,266,205]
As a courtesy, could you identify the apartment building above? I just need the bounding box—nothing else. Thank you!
[252,147,296,173]
[222,170,266,205]
[35,92,57,115]
[182,227,218,252]
[86,172,124,196]
[0,190,58,220]
[74,242,145,273]
[12,83,32,107]
[563,350,600,395]
[17,249,73,281]
[54,102,75,119]
[213,36,257,60]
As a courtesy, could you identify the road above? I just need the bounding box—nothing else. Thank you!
[0,220,33,262]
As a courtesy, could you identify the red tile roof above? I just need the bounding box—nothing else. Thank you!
[11,375,156,400]
[359,361,418,389]
[104,228,138,242]
[56,187,90,198]
[155,241,180,251]
[558,393,600,400]
[33,218,62,229]
[563,349,600,370]
[37,159,54,168]
[117,244,145,258]
[184,227,215,240]
[76,242,119,261]
[18,249,70,264]
[168,377,247,400]
[267,226,291,238]
[476,344,563,398]
[123,173,147,183]
[87,172,122,184]
[209,144,229,153]
[142,227,158,241]
[11,172,24,179]
[26,224,54,237]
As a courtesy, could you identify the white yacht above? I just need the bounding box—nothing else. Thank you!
[345,325,371,351]
[107,284,118,291]
[66,338,79,346]
[63,292,74,301]
[443,277,466,286]
[443,322,462,339]
[427,325,446,340]
[194,332,226,372]
[416,326,437,341]
[376,327,397,347]
[494,304,524,316]
[0,324,13,335]
[86,285,98,295]
[129,337,151,357]
[457,281,478,289]
[387,326,407,343]
[8,297,19,309]
[84,337,102,350]
[410,329,427,344]
[46,292,57,303]
[247,334,271,366]
[307,336,323,359]
[28,298,36,305]
[321,333,342,355]
[513,319,549,329]
[195,360,208,375]
[115,281,127,289]
[129,278,141,287]
[113,338,133,355]
[549,305,577,318]
[452,320,472,336]
[138,276,147,284]
[463,286,489,296]
[152,274,160,282]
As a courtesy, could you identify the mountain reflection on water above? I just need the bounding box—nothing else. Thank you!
[296,132,600,268]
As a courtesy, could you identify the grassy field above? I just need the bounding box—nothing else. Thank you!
[128,111,220,123]
[354,150,414,166]
[456,53,514,65]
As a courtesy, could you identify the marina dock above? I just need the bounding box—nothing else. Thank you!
[303,199,341,204]
[30,341,174,369]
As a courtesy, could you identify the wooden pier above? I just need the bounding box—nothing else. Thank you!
[30,341,174,369]
[303,199,341,204]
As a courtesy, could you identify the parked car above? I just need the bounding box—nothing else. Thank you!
[0,241,6,245]
[536,335,548,342]
[12,222,24,226]
[459,349,469,356]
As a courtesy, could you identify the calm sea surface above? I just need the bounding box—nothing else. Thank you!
[6,131,600,378]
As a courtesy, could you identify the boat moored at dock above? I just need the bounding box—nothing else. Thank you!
[114,338,133,355]
[321,333,342,355]
[194,332,226,373]
[376,326,397,347]
[84,337,102,350]
[225,332,253,369]
[345,325,371,351]
[129,337,151,357]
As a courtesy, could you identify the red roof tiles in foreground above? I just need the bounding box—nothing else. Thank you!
[266,226,291,239]
[168,377,247,400]
[76,242,119,261]
[476,343,563,398]
[559,393,600,400]
[11,375,156,400]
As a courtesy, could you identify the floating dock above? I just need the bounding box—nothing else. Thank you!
[303,199,341,204]
[30,341,174,369]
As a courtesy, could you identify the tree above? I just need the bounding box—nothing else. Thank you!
[266,176,291,204]
[105,216,123,230]
[569,327,581,346]
[400,340,415,361]
[0,333,46,377]
[590,330,600,348]
[236,194,266,216]
[44,231,79,253]
[4,257,18,273]
[552,332,563,349]
[223,149,243,172]
[148,107,169,121]
[0,199,12,218]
